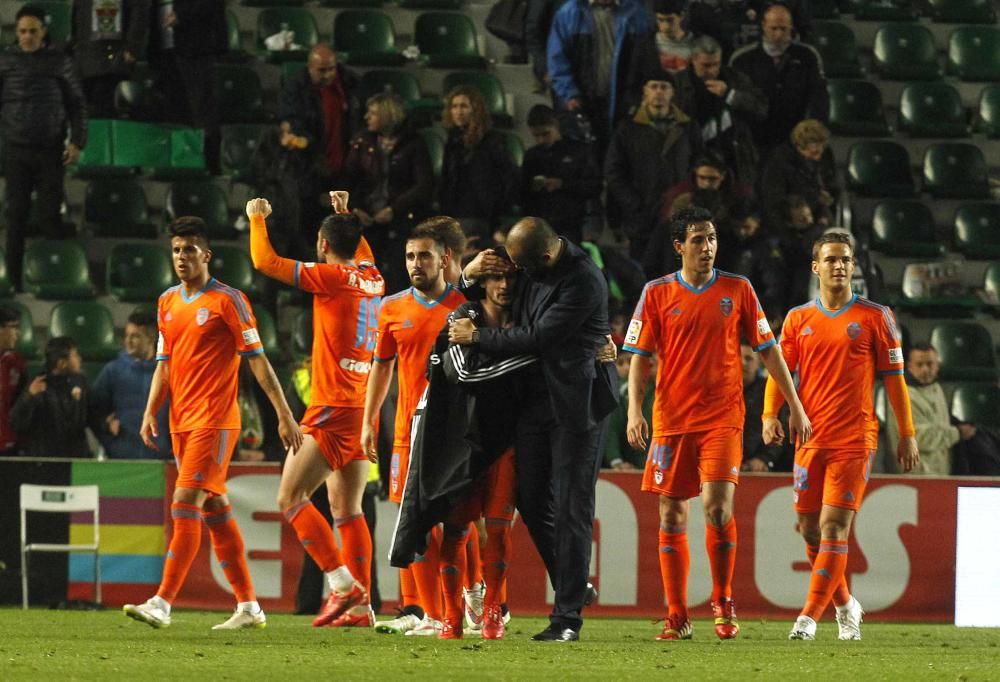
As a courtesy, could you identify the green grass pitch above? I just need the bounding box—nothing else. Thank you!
[2,609,998,680]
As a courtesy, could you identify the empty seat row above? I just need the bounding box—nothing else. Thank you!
[846,141,991,199]
[871,201,1000,259]
[239,0,464,10]
[811,0,996,24]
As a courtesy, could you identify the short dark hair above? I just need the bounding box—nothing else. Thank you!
[671,206,715,244]
[0,305,20,327]
[409,222,448,255]
[811,232,853,261]
[421,216,466,256]
[909,341,937,355]
[16,5,46,23]
[527,104,558,128]
[691,152,727,175]
[45,336,77,372]
[127,310,157,332]
[168,216,210,247]
[319,212,363,260]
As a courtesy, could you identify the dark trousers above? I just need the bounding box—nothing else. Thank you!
[4,143,66,290]
[83,74,127,119]
[514,393,603,631]
[157,51,221,174]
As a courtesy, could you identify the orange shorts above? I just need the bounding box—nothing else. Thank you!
[301,405,367,471]
[641,428,742,499]
[172,428,240,496]
[389,442,410,504]
[449,449,517,523]
[793,448,875,513]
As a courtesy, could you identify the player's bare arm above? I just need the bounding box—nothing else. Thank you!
[626,353,653,451]
[140,361,170,450]
[246,353,304,453]
[361,358,395,463]
[884,373,919,472]
[759,345,812,445]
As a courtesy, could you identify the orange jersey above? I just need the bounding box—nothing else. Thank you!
[778,295,904,450]
[623,270,775,436]
[374,284,465,448]
[157,278,264,432]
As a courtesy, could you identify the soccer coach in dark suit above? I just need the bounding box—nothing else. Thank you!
[450,217,618,641]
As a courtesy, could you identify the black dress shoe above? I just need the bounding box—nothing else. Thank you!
[584,582,598,606]
[531,626,580,642]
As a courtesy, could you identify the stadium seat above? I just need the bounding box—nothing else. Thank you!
[442,71,512,127]
[870,200,944,257]
[333,10,405,66]
[241,0,304,6]
[826,80,890,136]
[215,64,267,124]
[49,302,119,361]
[209,246,258,299]
[113,64,162,122]
[927,0,996,23]
[414,12,487,69]
[220,124,265,182]
[954,203,1000,259]
[498,130,524,168]
[930,322,997,381]
[321,0,384,6]
[401,0,463,9]
[852,0,917,21]
[73,119,135,178]
[360,69,424,105]
[254,307,281,357]
[226,10,243,53]
[947,27,1000,82]
[106,243,174,303]
[0,249,14,298]
[292,308,313,357]
[845,141,915,197]
[22,240,96,300]
[810,23,862,78]
[256,7,318,62]
[6,302,38,358]
[31,0,73,44]
[897,83,969,138]
[872,24,941,81]
[164,182,236,240]
[982,262,1000,308]
[975,86,1000,138]
[83,179,157,238]
[809,0,840,19]
[951,384,1000,427]
[922,143,989,199]
[420,128,445,177]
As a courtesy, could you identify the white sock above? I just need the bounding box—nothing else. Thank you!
[150,595,171,614]
[326,565,354,593]
[238,600,262,614]
[836,597,855,614]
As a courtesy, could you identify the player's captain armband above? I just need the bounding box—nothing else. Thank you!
[156,333,165,355]
[242,328,261,345]
[625,319,642,345]
[889,347,903,364]
[757,318,772,337]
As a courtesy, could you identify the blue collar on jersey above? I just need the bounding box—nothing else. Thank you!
[815,293,858,318]
[180,277,215,303]
[676,269,717,294]
[411,282,454,308]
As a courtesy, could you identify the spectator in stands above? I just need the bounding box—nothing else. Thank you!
[673,35,767,187]
[0,5,87,292]
[776,194,822,305]
[952,420,1000,477]
[760,119,836,232]
[740,342,791,471]
[628,0,697,92]
[148,0,226,174]
[687,0,757,59]
[11,337,98,458]
[526,0,565,93]
[0,306,26,456]
[604,350,651,470]
[344,93,434,293]
[729,4,827,157]
[92,310,169,459]
[547,0,654,154]
[605,69,698,265]
[72,0,152,118]
[521,104,602,245]
[440,85,518,244]
[722,199,787,325]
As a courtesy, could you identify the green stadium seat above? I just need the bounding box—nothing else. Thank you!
[442,71,512,127]
[951,384,1000,427]
[49,302,118,361]
[5,301,37,358]
[809,0,840,19]
[401,0,462,9]
[165,182,236,240]
[31,0,72,44]
[870,200,944,257]
[930,322,997,381]
[321,0,383,6]
[922,143,989,199]
[928,0,996,24]
[215,64,267,124]
[256,7,318,62]
[226,11,243,53]
[83,179,157,238]
[106,243,174,303]
[254,307,281,357]
[947,27,1000,82]
[414,12,487,69]
[420,128,445,177]
[220,124,265,182]
[872,24,941,81]
[954,203,1000,259]
[982,262,1000,308]
[975,86,1000,138]
[810,23,862,78]
[210,246,258,299]
[846,141,915,197]
[73,119,135,179]
[827,80,890,136]
[853,0,917,21]
[360,69,425,106]
[292,309,312,357]
[22,240,96,300]
[498,130,524,168]
[0,249,14,299]
[241,0,304,5]
[333,10,405,66]
[898,83,969,138]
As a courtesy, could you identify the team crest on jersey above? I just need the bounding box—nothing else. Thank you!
[719,297,733,317]
[846,322,862,340]
[196,307,210,326]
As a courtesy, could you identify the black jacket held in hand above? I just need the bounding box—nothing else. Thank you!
[0,45,87,149]
[10,372,98,458]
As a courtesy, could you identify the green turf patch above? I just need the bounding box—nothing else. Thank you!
[1,609,998,680]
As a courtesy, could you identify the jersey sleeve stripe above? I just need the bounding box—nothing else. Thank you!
[212,281,253,324]
[374,354,396,363]
[156,354,169,361]
[294,261,301,289]
[239,348,265,357]
[623,344,651,356]
[878,368,904,376]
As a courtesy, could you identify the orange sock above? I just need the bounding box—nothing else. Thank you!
[285,500,342,572]
[157,503,203,603]
[658,528,689,620]
[483,518,510,607]
[439,526,470,623]
[336,514,372,592]
[411,526,443,620]
[400,567,418,608]
[802,539,849,621]
[706,518,737,603]
[203,504,256,603]
[464,522,483,589]
[806,543,850,607]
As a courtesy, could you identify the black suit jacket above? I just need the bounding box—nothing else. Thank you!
[471,240,618,430]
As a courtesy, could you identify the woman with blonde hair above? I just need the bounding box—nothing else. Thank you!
[760,118,838,232]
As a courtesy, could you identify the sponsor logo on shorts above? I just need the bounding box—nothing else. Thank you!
[654,469,664,485]
[390,452,400,493]
[793,464,809,492]
[196,307,210,326]
[888,347,903,364]
[719,297,733,317]
[625,319,642,345]
[846,322,862,340]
